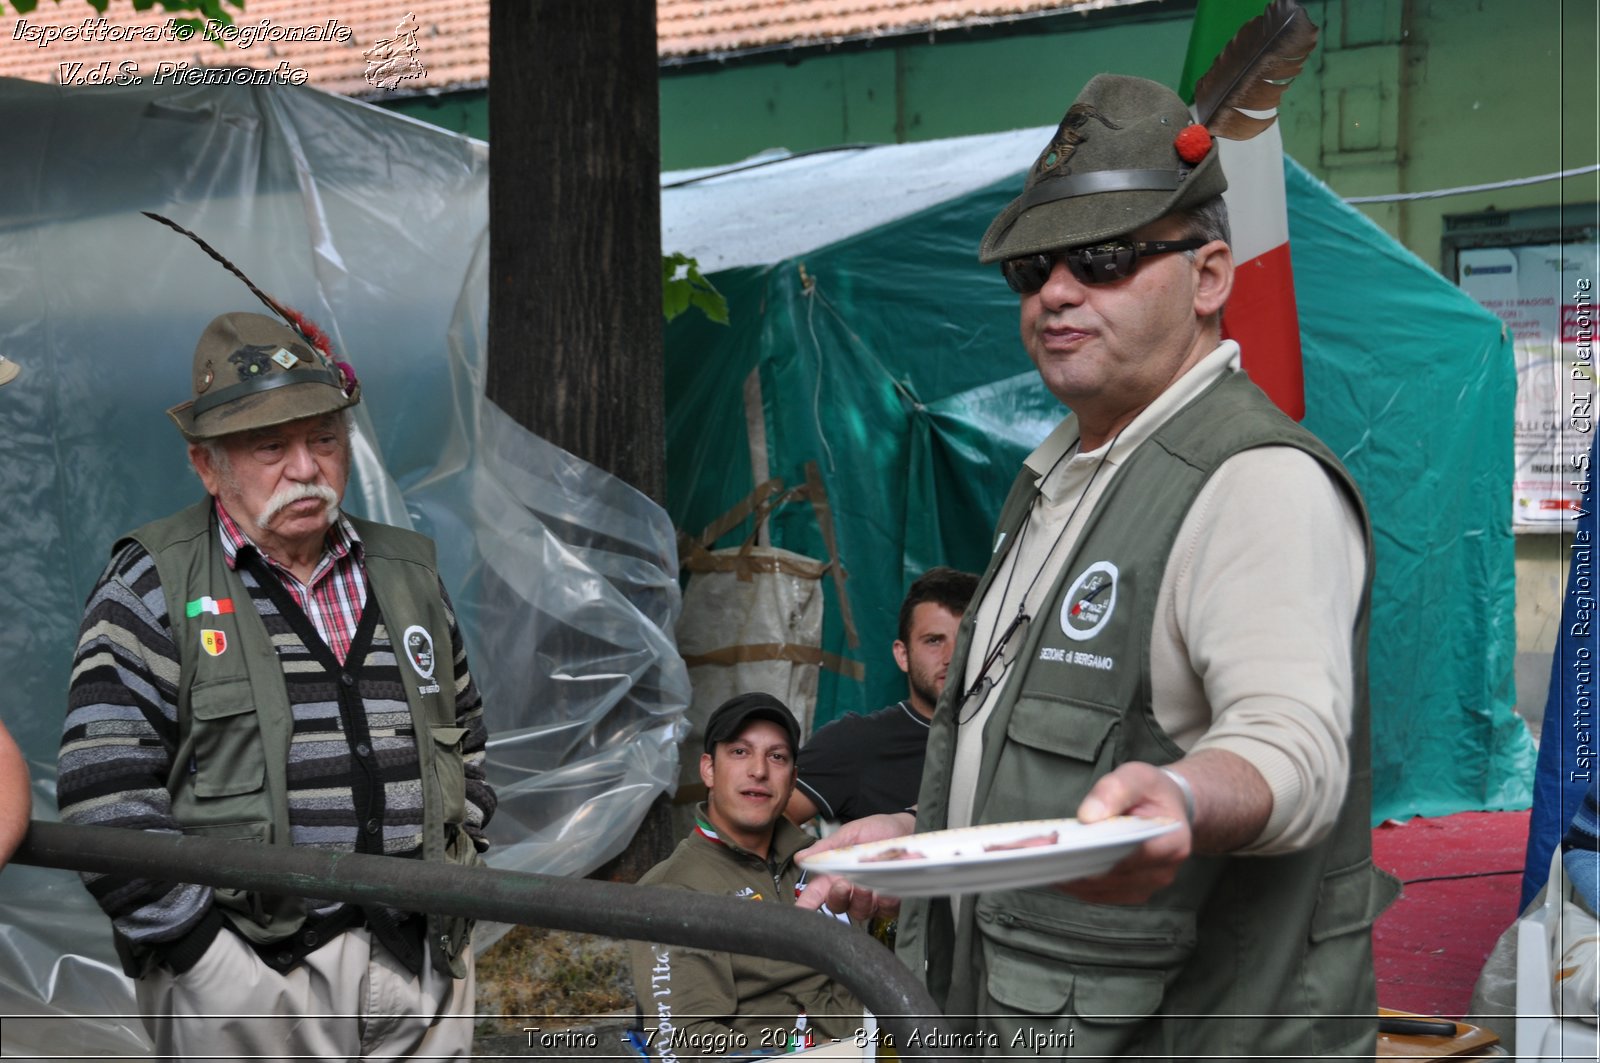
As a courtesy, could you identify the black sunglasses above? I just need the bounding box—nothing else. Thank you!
[1001,238,1207,293]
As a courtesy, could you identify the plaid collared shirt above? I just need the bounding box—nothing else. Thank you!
[215,501,368,664]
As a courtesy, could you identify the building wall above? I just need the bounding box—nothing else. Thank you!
[1277,0,1593,256]
[656,0,1594,264]
[385,91,489,140]
[658,7,1196,167]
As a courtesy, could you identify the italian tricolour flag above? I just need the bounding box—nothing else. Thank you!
[1180,0,1306,421]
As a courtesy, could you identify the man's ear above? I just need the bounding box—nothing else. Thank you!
[699,751,715,790]
[189,443,221,497]
[1192,240,1234,320]
[892,639,910,675]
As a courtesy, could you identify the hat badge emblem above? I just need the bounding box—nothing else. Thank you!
[228,344,281,382]
[1034,104,1121,180]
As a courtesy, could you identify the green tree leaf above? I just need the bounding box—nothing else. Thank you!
[661,251,728,325]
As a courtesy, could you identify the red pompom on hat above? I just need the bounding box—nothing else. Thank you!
[1174,124,1213,165]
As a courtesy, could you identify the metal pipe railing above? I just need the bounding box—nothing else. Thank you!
[14,821,952,1061]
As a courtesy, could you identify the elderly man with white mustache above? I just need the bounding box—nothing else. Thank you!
[59,311,494,1061]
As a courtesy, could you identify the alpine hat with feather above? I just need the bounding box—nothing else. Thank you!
[979,0,1318,264]
[168,311,358,442]
[144,212,362,442]
[979,74,1225,264]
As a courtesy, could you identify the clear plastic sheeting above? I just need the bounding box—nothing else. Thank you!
[0,78,688,1053]
[467,401,687,878]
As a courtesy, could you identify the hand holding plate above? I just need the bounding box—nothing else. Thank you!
[794,812,914,919]
[1057,761,1194,904]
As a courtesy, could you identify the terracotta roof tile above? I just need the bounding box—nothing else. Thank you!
[0,0,1118,92]
[657,0,1102,58]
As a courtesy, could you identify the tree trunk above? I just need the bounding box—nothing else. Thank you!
[488,0,664,501]
[488,0,674,880]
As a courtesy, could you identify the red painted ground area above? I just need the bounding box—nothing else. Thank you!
[1370,810,1530,1019]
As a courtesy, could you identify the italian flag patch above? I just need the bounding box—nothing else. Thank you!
[186,596,235,617]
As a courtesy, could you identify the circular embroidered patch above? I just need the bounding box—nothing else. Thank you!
[1059,560,1119,642]
[402,624,436,680]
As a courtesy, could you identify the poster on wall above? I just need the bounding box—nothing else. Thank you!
[1459,242,1598,531]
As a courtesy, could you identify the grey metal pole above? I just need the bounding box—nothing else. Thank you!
[15,821,953,1060]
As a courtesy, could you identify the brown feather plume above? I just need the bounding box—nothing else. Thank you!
[1191,0,1319,141]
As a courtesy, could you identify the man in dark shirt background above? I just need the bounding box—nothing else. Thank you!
[785,567,977,825]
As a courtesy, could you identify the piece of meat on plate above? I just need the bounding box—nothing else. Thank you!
[859,845,927,863]
[982,830,1059,852]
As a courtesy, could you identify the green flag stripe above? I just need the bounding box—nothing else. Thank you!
[1178,0,1272,103]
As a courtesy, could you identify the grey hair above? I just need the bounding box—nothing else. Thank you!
[1177,196,1231,325]
[1178,196,1232,250]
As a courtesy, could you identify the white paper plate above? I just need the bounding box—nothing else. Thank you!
[797,816,1180,897]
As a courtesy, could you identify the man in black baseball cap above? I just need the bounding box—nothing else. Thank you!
[628,692,859,1054]
[702,691,801,756]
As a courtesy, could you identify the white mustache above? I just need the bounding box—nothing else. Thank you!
[258,483,339,529]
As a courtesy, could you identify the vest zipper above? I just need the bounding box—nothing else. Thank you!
[987,909,1175,947]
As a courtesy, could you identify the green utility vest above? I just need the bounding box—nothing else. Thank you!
[123,501,481,978]
[898,372,1400,1058]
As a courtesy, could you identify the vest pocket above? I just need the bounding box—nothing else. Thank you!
[189,679,265,798]
[430,725,469,825]
[1302,859,1398,1054]
[183,821,267,842]
[986,695,1119,822]
[985,943,1074,1012]
[1309,858,1400,942]
[975,889,1191,1053]
[1007,694,1119,761]
[432,823,482,978]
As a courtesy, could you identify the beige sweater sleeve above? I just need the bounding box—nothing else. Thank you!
[1151,446,1366,854]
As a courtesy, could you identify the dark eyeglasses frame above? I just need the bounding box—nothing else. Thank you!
[1001,238,1208,293]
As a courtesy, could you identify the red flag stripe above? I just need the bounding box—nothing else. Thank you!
[1223,242,1305,420]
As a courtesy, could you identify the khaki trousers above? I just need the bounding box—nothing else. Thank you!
[135,926,474,1061]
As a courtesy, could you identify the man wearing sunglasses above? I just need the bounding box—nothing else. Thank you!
[800,73,1395,1057]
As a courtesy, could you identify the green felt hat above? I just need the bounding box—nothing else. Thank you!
[167,312,359,441]
[979,74,1227,263]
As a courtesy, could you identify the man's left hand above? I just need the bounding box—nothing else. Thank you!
[794,812,914,921]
